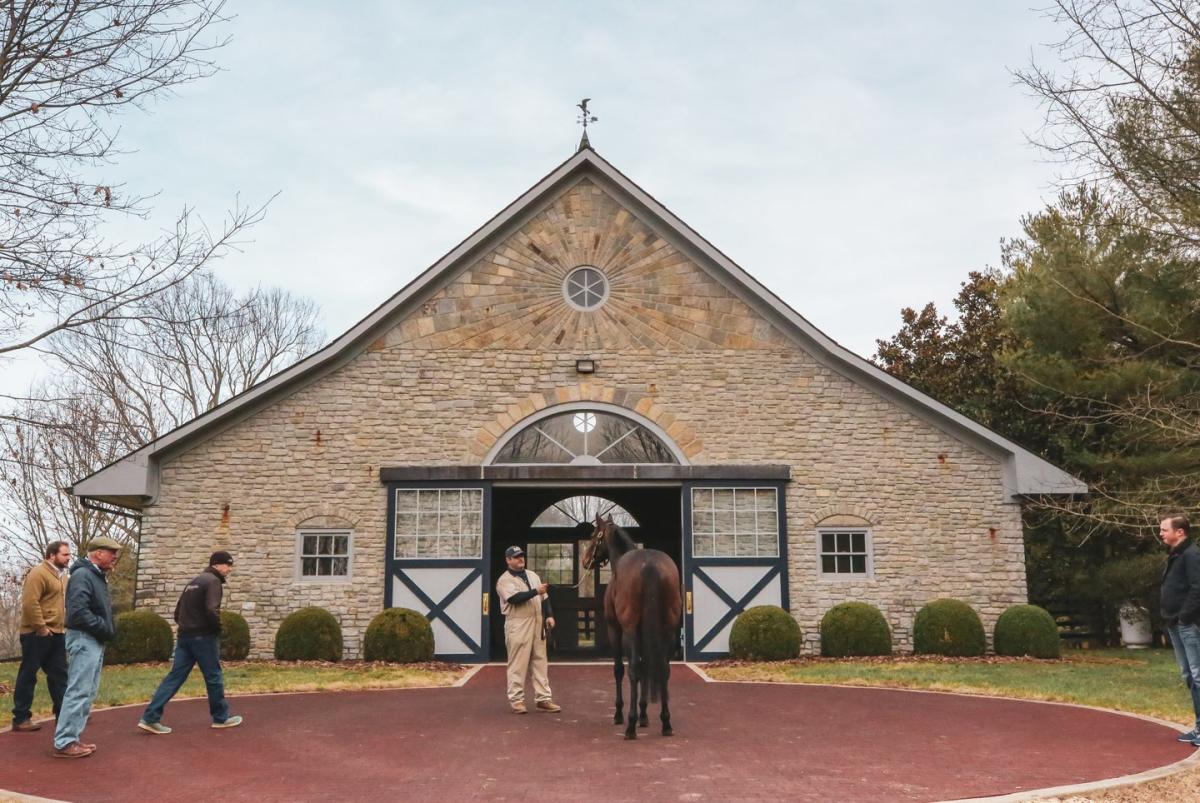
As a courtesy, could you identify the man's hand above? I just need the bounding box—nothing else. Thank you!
[537,583,550,595]
[545,617,556,630]
[37,626,51,637]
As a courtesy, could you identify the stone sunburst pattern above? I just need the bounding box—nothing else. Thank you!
[383,178,791,351]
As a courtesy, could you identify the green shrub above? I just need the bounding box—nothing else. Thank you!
[993,604,1060,659]
[820,602,892,657]
[274,607,343,661]
[105,609,173,664]
[728,605,801,661]
[913,598,985,657]
[219,610,251,661]
[363,608,435,663]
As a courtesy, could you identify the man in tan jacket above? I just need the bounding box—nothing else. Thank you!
[12,541,71,732]
[496,545,561,714]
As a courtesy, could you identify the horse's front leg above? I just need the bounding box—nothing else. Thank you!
[624,629,639,740]
[660,660,673,736]
[611,626,624,725]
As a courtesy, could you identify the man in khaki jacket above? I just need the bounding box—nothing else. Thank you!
[12,541,71,731]
[496,545,561,714]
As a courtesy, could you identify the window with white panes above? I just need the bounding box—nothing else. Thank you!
[818,529,871,576]
[393,488,483,559]
[297,530,352,580]
[690,487,780,558]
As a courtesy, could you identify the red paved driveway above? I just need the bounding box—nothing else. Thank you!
[0,664,1191,801]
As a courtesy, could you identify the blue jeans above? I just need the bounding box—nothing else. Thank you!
[53,630,105,749]
[1167,622,1200,729]
[141,635,230,725]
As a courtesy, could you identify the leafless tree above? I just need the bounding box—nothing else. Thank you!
[0,566,22,659]
[0,0,266,365]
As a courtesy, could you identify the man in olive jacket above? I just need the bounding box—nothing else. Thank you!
[52,536,121,758]
[1161,513,1200,745]
[137,551,242,734]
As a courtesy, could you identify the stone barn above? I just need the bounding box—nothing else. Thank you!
[71,145,1085,660]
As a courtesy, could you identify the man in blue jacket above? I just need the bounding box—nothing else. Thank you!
[1160,513,1200,746]
[52,536,121,758]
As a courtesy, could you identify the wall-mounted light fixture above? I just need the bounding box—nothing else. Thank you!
[575,358,596,374]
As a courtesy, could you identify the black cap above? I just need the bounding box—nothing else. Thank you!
[504,546,525,559]
[209,550,234,567]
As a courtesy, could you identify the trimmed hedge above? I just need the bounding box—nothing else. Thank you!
[913,598,985,657]
[993,604,1060,659]
[219,610,251,661]
[820,602,892,657]
[274,607,343,661]
[728,605,801,661]
[105,609,173,664]
[363,608,435,663]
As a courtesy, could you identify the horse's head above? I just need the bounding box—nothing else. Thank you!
[581,514,614,570]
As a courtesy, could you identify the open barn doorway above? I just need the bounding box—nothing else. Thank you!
[488,484,682,661]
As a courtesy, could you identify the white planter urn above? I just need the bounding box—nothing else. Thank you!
[1118,602,1153,649]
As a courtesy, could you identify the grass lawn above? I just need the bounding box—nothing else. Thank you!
[704,647,1193,724]
[0,659,468,719]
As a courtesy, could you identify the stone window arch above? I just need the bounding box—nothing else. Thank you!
[486,402,685,466]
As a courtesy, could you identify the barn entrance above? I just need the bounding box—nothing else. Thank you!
[488,484,683,661]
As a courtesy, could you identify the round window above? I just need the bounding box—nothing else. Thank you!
[563,266,608,311]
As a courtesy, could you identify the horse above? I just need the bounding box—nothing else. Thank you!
[581,514,682,739]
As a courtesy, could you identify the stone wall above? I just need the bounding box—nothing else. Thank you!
[136,178,1026,658]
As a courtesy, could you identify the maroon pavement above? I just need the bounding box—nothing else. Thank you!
[0,664,1191,802]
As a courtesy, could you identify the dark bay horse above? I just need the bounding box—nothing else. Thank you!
[582,515,682,739]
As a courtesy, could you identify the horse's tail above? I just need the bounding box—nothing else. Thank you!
[639,562,667,704]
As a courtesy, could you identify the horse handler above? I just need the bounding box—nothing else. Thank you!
[496,545,561,714]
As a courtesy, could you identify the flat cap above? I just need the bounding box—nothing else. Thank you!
[87,536,123,552]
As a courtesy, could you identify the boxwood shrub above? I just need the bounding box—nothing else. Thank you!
[219,610,252,661]
[363,608,435,663]
[274,606,343,661]
[820,602,892,657]
[728,605,801,661]
[912,598,985,657]
[105,609,173,664]
[993,604,1060,659]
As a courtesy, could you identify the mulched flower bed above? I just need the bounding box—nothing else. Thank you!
[705,652,1129,669]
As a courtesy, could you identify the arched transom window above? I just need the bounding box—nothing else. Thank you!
[491,408,679,465]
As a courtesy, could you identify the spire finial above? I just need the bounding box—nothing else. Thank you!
[576,98,597,151]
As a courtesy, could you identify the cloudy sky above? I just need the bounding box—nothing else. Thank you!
[14,0,1070,385]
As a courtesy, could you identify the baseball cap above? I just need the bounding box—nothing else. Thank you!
[209,550,235,566]
[504,546,525,559]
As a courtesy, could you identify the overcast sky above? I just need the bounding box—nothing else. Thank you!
[8,0,1069,386]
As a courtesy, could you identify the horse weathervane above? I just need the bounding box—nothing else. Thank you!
[576,98,597,151]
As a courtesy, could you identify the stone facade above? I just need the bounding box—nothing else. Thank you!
[136,177,1026,659]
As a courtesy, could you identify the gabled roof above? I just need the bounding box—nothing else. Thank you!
[72,147,1086,507]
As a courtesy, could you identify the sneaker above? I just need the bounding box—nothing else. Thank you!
[138,720,172,735]
[510,702,527,714]
[12,719,41,732]
[211,715,242,729]
[1179,729,1200,742]
[535,700,562,713]
[52,742,93,759]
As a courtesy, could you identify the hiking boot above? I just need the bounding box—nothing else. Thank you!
[536,700,562,713]
[12,719,41,732]
[138,720,172,735]
[510,702,527,714]
[211,715,242,729]
[1179,728,1200,742]
[52,742,93,759]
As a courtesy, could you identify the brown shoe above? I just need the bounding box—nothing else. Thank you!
[81,742,97,752]
[12,720,41,732]
[510,702,527,714]
[536,700,562,713]
[52,742,93,759]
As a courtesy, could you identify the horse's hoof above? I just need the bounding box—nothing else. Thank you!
[613,714,624,725]
[662,727,674,737]
[638,718,648,728]
[624,731,637,741]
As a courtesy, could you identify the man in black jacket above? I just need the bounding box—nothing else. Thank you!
[1161,513,1200,745]
[137,552,242,734]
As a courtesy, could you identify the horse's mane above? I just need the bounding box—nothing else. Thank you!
[610,524,638,553]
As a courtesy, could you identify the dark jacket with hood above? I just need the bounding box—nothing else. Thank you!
[1161,539,1200,625]
[65,557,115,642]
[174,567,225,637]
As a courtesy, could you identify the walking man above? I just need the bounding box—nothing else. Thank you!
[495,545,561,714]
[137,551,242,734]
[1160,513,1200,745]
[53,536,121,758]
[11,541,71,732]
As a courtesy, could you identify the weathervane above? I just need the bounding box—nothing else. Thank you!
[576,98,597,151]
